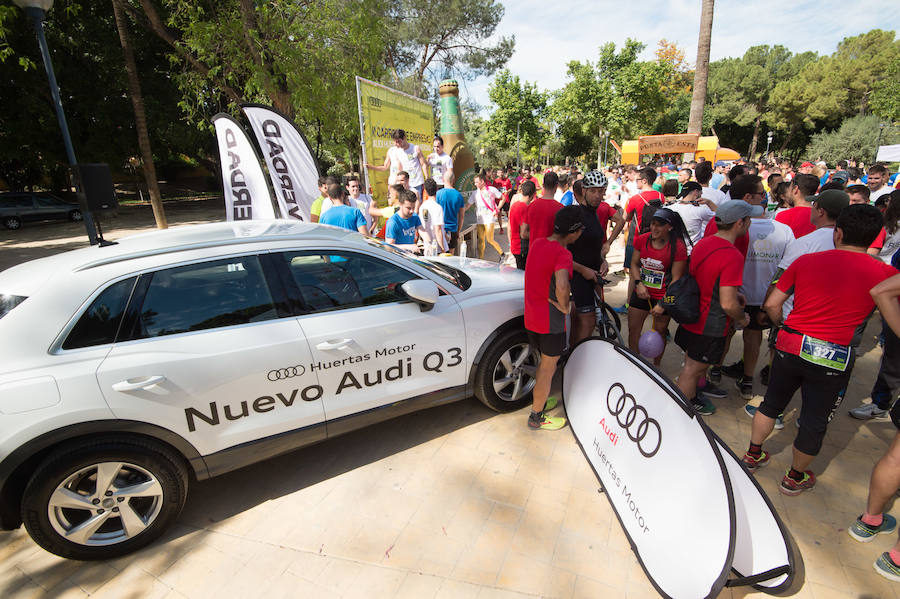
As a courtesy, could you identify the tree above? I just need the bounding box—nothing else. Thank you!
[686,0,714,139]
[832,29,900,116]
[871,58,900,121]
[804,115,900,164]
[382,0,513,98]
[483,69,546,166]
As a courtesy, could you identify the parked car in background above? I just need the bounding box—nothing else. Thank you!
[0,192,83,230]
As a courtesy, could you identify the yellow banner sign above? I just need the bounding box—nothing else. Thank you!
[638,134,700,155]
[356,77,434,202]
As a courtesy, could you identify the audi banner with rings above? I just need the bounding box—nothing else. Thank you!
[563,338,795,599]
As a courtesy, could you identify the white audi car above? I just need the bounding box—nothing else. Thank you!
[0,221,535,560]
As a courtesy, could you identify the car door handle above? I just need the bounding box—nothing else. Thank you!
[316,338,353,350]
[111,375,166,392]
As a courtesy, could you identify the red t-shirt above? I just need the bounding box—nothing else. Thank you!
[682,235,744,337]
[775,206,815,239]
[625,190,664,232]
[704,219,750,257]
[595,202,617,230]
[776,250,897,352]
[508,201,528,255]
[870,228,887,250]
[524,238,573,334]
[524,198,561,249]
[633,233,689,299]
[493,178,513,201]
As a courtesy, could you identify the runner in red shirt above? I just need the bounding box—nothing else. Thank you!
[674,200,758,415]
[524,206,584,431]
[623,167,665,307]
[743,204,895,496]
[774,173,819,238]
[522,174,562,253]
[703,218,750,257]
[509,180,536,270]
[594,192,626,255]
[628,208,689,365]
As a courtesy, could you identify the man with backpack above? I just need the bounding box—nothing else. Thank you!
[622,168,665,311]
[672,200,757,415]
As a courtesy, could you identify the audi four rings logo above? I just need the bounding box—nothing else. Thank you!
[267,365,306,381]
[606,383,662,458]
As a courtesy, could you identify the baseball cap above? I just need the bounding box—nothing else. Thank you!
[650,208,676,225]
[676,181,702,199]
[813,189,850,219]
[831,170,850,183]
[801,161,814,168]
[715,200,763,224]
[553,205,585,234]
[714,160,727,167]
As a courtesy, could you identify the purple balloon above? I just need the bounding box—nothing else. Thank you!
[638,330,665,359]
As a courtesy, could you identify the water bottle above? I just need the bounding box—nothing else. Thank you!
[430,240,438,257]
[459,239,468,259]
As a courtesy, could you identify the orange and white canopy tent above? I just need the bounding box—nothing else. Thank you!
[612,134,740,164]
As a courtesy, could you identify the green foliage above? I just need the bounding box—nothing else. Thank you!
[482,69,546,165]
[832,29,900,115]
[804,115,900,164]
[871,55,900,121]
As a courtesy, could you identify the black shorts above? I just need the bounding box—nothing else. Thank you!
[745,305,771,331]
[675,325,727,365]
[624,242,635,270]
[571,272,597,313]
[759,349,854,456]
[514,253,526,270]
[447,231,459,250]
[527,330,567,357]
[629,290,664,313]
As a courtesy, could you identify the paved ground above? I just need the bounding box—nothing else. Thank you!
[0,202,897,598]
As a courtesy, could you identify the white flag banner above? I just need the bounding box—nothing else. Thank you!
[212,114,276,221]
[242,104,320,221]
[563,338,795,598]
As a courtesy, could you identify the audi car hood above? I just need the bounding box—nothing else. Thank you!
[432,256,523,295]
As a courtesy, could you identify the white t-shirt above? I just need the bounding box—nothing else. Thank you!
[669,201,716,245]
[419,198,446,250]
[428,152,453,186]
[875,225,900,264]
[350,194,373,228]
[871,186,893,203]
[741,218,795,306]
[388,144,424,186]
[701,186,727,206]
[553,188,563,202]
[777,225,835,318]
[469,186,502,225]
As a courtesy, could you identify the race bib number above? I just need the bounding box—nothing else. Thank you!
[640,267,665,290]
[799,335,850,371]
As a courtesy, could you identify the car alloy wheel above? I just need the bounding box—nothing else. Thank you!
[69,209,83,222]
[492,342,538,402]
[3,216,21,230]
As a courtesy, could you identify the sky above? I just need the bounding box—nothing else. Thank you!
[457,0,900,114]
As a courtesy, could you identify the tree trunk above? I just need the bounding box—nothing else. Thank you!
[748,116,760,158]
[686,0,714,148]
[112,0,167,229]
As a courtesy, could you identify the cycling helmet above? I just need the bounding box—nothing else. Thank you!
[582,170,608,188]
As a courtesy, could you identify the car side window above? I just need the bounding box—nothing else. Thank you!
[280,251,419,313]
[131,256,278,339]
[36,196,60,207]
[62,277,137,349]
[15,196,33,209]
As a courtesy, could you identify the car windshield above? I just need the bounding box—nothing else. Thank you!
[364,237,464,289]
[0,294,27,320]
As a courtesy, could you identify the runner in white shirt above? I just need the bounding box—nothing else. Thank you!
[695,160,727,207]
[366,128,428,206]
[346,177,374,231]
[427,136,454,190]
[420,179,447,252]
[468,170,504,260]
[667,181,717,246]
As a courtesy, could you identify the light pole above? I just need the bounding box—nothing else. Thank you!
[13,0,97,244]
[516,121,521,170]
[597,125,604,170]
[873,122,886,164]
[479,147,485,168]
[765,131,774,161]
[604,131,610,167]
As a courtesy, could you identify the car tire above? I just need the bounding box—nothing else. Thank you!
[21,438,189,560]
[474,328,538,412]
[3,216,21,230]
[69,209,83,222]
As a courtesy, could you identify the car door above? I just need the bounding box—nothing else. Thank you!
[274,249,466,424]
[35,194,68,220]
[15,195,37,223]
[95,253,327,458]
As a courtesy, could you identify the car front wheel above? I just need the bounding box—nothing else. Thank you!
[21,439,188,560]
[474,328,538,412]
[3,216,21,230]
[68,209,83,222]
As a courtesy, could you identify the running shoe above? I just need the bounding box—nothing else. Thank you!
[780,470,816,496]
[528,413,567,431]
[875,552,900,582]
[741,450,770,473]
[849,403,890,420]
[760,364,770,386]
[721,360,745,379]
[849,514,898,543]
[737,376,754,400]
[699,382,728,400]
[613,304,628,314]
[707,365,722,383]
[691,396,716,416]
[743,404,784,429]
[544,396,561,412]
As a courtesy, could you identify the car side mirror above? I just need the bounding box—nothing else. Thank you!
[400,279,439,311]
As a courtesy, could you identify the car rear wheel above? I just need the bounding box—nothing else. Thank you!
[68,209,83,222]
[474,328,538,412]
[21,439,188,560]
[3,215,21,230]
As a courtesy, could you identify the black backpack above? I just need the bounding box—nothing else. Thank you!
[661,246,728,325]
[638,195,664,235]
